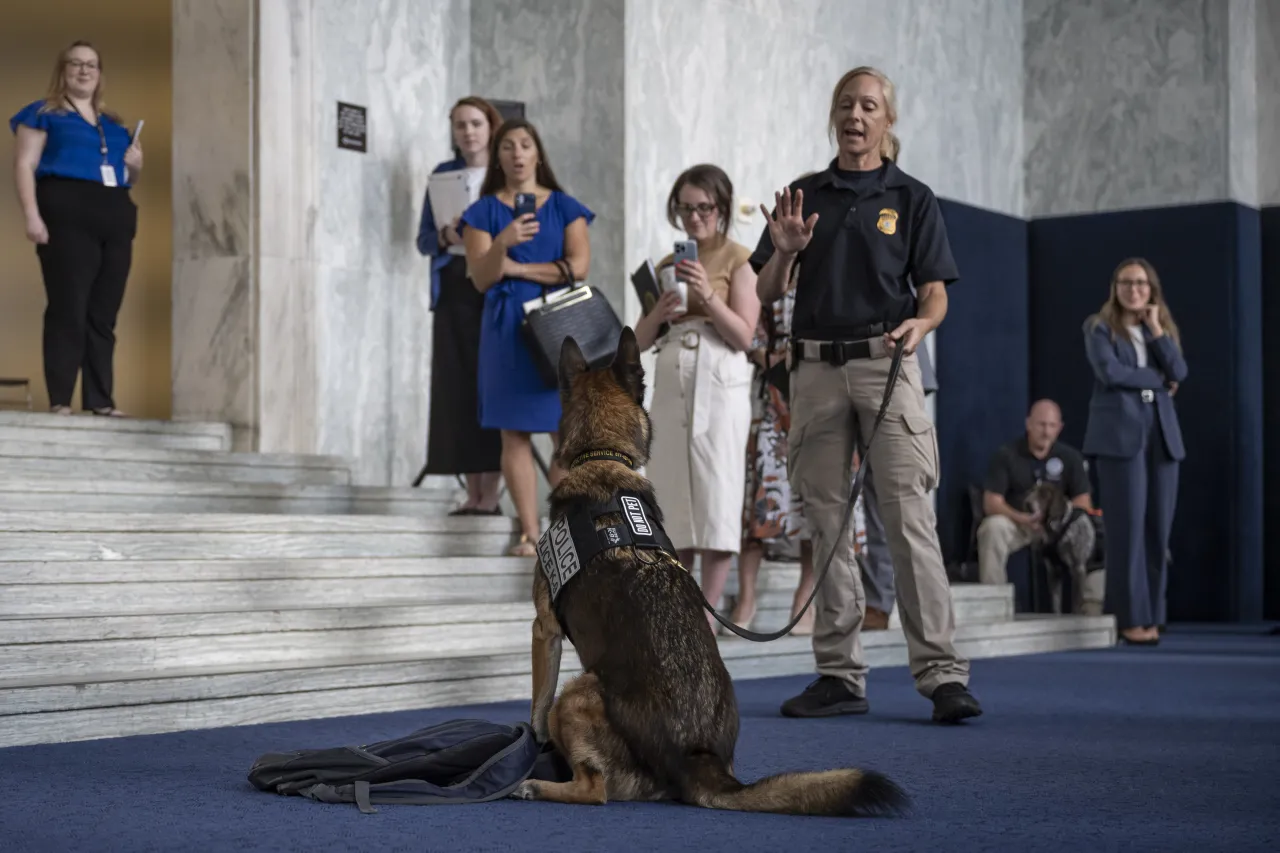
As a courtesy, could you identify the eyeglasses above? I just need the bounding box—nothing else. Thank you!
[1116,278,1150,289]
[675,203,717,218]
[66,60,99,71]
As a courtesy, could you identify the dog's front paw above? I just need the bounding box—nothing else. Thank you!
[510,780,540,800]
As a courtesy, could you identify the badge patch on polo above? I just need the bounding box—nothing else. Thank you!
[1046,457,1064,480]
[877,208,898,235]
[536,515,581,602]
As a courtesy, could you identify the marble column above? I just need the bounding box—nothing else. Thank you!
[171,0,256,448]
[1260,0,1280,209]
[173,0,471,483]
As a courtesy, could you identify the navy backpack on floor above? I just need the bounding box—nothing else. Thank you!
[247,719,571,813]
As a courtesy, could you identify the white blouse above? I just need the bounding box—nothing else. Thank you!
[1127,324,1148,368]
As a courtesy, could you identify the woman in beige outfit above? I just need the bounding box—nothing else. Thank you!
[635,164,760,630]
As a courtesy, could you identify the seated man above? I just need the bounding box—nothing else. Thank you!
[977,399,1093,594]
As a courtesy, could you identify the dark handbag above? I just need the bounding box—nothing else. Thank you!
[763,359,790,400]
[521,259,623,388]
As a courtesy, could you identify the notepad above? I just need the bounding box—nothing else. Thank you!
[428,167,486,256]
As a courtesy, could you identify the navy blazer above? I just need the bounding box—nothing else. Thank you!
[1081,317,1187,460]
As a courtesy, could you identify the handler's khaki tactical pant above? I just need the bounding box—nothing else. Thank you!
[788,345,969,698]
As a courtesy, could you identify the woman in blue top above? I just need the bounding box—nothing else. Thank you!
[1081,258,1187,646]
[10,40,143,417]
[460,119,594,556]
[415,96,504,515]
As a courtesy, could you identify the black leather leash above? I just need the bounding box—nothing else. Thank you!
[703,342,908,642]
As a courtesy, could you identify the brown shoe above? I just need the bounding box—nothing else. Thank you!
[864,606,890,631]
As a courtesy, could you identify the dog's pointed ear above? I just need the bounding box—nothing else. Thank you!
[611,327,646,404]
[559,336,588,393]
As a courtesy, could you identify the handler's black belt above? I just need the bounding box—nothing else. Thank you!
[792,323,890,368]
[535,490,677,606]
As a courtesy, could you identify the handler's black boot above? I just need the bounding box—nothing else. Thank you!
[930,682,982,723]
[780,676,869,717]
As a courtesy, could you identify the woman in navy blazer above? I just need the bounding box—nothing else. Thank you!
[416,96,505,515]
[1081,258,1187,645]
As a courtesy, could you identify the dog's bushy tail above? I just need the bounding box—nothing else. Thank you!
[677,752,908,818]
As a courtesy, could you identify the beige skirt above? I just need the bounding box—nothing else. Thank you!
[645,319,755,553]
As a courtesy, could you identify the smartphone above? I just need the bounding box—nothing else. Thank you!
[514,193,537,218]
[673,240,698,282]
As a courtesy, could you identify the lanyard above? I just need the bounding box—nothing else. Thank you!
[67,99,108,163]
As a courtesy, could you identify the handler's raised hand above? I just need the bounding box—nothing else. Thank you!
[759,188,819,255]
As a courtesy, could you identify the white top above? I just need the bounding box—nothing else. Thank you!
[1127,324,1148,368]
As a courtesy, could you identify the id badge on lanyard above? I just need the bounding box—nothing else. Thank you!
[73,100,116,186]
[97,122,116,186]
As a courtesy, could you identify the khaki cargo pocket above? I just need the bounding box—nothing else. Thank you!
[900,413,939,492]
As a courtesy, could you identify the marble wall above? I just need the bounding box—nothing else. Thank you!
[304,0,470,485]
[470,0,627,312]
[1024,0,1235,217]
[171,0,255,445]
[625,0,1025,328]
[1228,0,1259,209]
[1260,0,1280,207]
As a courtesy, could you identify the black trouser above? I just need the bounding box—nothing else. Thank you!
[34,176,138,410]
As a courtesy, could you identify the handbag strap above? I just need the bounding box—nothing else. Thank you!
[536,259,576,306]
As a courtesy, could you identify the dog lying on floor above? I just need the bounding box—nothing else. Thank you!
[513,329,907,817]
[1023,480,1099,616]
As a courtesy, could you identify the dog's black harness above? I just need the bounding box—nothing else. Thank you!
[535,451,679,624]
[1040,505,1104,576]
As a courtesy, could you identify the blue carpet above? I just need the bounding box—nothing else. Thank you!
[3,630,1279,853]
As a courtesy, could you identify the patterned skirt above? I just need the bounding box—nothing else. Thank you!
[741,374,868,559]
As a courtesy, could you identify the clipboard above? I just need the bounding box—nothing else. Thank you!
[428,167,486,256]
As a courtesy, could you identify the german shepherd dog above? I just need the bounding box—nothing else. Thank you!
[512,328,908,817]
[1024,480,1098,615]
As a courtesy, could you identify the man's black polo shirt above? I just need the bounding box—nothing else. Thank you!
[984,438,1092,512]
[749,158,960,341]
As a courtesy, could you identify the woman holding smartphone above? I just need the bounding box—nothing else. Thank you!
[415,96,504,515]
[460,119,594,556]
[1081,257,1187,645]
[634,164,761,630]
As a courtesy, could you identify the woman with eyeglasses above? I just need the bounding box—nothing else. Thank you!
[634,164,761,631]
[1081,258,1187,646]
[9,40,142,417]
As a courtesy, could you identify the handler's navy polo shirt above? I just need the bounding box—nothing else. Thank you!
[749,158,959,341]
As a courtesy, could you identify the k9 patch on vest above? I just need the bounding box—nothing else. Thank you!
[536,515,581,602]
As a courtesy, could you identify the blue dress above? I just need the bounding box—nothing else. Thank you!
[459,191,595,433]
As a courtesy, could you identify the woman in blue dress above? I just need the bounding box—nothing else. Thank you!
[10,40,142,417]
[460,119,594,556]
[415,96,504,515]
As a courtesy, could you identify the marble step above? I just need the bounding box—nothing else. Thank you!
[0,511,522,561]
[0,440,351,485]
[0,583,1032,680]
[0,602,535,679]
[731,581,1015,634]
[0,411,231,451]
[0,614,1117,747]
[0,554,1012,625]
[0,478,458,517]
